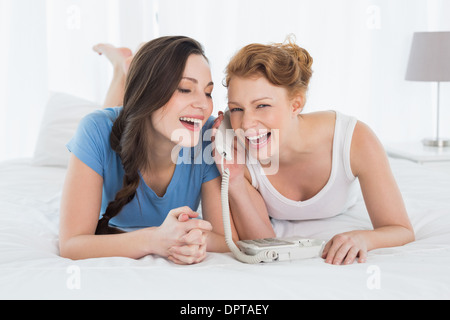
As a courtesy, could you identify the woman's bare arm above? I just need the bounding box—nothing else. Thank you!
[59,154,212,263]
[322,121,415,264]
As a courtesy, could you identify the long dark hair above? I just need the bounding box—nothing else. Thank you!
[95,36,207,235]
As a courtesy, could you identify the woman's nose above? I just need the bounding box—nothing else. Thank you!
[192,91,210,110]
[241,110,258,131]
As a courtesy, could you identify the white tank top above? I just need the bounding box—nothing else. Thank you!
[247,111,359,221]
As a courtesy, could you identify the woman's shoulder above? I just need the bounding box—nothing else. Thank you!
[82,107,122,128]
[303,109,340,120]
[303,109,362,135]
[302,110,337,127]
[74,107,123,152]
[67,107,123,176]
[303,109,378,148]
[75,107,123,143]
[348,117,385,177]
[301,110,337,143]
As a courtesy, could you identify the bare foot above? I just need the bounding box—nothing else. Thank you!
[93,44,133,74]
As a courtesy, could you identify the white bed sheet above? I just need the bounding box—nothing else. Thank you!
[0,157,449,300]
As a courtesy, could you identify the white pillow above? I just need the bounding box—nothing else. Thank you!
[32,92,100,167]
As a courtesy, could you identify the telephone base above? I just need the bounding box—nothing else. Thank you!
[237,237,325,262]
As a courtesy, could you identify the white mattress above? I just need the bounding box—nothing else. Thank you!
[1,157,449,300]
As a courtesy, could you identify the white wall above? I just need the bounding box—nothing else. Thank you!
[1,0,449,161]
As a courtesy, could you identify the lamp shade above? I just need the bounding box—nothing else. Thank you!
[405,31,450,82]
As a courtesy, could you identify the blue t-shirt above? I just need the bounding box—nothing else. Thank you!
[66,107,220,229]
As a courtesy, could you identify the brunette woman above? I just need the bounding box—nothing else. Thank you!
[60,36,236,264]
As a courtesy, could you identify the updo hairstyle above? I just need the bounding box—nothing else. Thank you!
[225,35,313,103]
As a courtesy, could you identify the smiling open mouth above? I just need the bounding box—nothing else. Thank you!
[246,132,271,149]
[179,117,202,131]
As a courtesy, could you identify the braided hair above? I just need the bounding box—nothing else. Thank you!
[95,36,207,234]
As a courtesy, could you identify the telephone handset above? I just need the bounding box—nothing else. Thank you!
[214,108,234,161]
[216,108,325,264]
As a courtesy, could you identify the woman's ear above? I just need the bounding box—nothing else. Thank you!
[290,94,304,117]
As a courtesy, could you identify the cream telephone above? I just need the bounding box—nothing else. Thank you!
[215,108,325,263]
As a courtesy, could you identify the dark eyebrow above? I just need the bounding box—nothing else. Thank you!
[182,77,198,83]
[182,77,214,87]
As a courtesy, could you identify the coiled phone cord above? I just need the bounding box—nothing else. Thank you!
[220,163,278,264]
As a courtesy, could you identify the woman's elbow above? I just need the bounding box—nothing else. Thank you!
[59,237,85,260]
